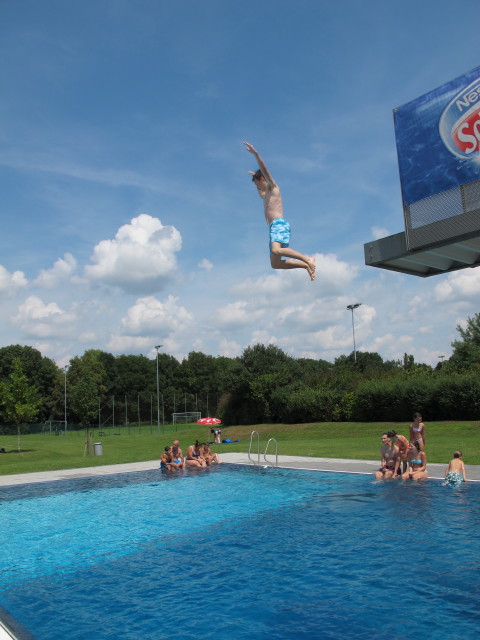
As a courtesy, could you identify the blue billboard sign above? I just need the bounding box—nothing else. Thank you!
[394,65,480,206]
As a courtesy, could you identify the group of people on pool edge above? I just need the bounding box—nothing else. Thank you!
[159,439,223,471]
[375,412,467,485]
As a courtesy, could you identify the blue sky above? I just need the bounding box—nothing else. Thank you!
[1,0,479,367]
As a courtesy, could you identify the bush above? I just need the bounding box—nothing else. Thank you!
[352,374,480,421]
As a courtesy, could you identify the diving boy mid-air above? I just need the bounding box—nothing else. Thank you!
[244,141,316,281]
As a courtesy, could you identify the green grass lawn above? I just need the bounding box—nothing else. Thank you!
[0,421,479,475]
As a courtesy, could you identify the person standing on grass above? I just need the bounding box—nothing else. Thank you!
[374,433,400,479]
[443,451,467,486]
[244,141,316,281]
[409,412,426,451]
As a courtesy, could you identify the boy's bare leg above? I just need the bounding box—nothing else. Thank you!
[270,244,316,280]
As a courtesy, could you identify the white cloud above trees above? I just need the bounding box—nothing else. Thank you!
[84,215,182,294]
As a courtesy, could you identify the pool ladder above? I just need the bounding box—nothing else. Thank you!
[248,430,278,467]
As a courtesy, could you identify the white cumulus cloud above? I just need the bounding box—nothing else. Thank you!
[34,253,77,288]
[13,295,77,338]
[214,300,265,330]
[231,253,357,299]
[198,258,214,271]
[434,268,480,302]
[371,226,390,240]
[0,265,28,296]
[119,295,194,336]
[84,214,182,294]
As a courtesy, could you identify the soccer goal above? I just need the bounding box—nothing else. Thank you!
[172,412,201,426]
[42,420,67,434]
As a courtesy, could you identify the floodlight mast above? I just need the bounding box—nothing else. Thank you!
[346,303,362,362]
[155,345,163,433]
[64,365,68,434]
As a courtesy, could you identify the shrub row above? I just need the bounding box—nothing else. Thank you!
[221,373,480,424]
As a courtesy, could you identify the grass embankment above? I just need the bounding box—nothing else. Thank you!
[0,421,478,476]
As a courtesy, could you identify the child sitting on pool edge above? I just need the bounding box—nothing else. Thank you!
[160,446,174,471]
[443,451,467,486]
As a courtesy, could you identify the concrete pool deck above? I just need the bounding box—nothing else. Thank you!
[0,452,479,486]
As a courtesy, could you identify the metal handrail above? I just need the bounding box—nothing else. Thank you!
[248,430,260,465]
[264,437,278,467]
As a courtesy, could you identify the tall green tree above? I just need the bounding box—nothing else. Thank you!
[334,351,385,373]
[221,345,297,424]
[0,345,59,422]
[0,358,41,450]
[67,350,109,424]
[450,312,480,370]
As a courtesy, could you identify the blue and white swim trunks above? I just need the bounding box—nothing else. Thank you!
[443,471,463,487]
[269,218,291,252]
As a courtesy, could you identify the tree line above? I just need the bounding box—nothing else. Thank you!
[0,312,479,432]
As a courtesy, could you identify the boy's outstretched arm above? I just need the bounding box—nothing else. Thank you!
[243,141,276,187]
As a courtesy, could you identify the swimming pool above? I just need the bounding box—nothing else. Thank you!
[1,465,479,640]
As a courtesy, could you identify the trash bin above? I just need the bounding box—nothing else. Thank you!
[94,442,103,456]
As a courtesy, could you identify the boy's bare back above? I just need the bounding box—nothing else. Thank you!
[448,458,465,474]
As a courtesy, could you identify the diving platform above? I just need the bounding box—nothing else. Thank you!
[365,66,480,277]
[364,229,480,277]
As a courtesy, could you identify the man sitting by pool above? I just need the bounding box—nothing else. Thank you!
[374,433,400,480]
[170,440,185,470]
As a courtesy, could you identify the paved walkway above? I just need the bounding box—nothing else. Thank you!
[0,453,478,486]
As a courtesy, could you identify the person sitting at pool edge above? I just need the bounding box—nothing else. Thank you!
[201,442,223,465]
[374,433,400,480]
[170,440,185,470]
[186,440,207,468]
[402,444,428,481]
[387,429,410,474]
[443,451,467,486]
[160,446,174,471]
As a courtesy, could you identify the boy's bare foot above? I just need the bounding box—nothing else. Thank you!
[307,257,316,281]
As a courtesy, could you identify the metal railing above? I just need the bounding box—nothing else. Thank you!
[264,437,278,467]
[248,430,260,465]
[248,431,278,467]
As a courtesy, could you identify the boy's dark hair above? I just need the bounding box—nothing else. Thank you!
[252,169,263,182]
[413,412,422,419]
[387,430,397,438]
[454,450,462,458]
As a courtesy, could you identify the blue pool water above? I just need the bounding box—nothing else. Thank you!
[1,465,479,640]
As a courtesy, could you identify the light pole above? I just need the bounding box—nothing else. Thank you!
[155,344,163,433]
[63,365,68,433]
[346,303,362,362]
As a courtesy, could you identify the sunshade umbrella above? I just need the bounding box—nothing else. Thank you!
[196,417,222,425]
